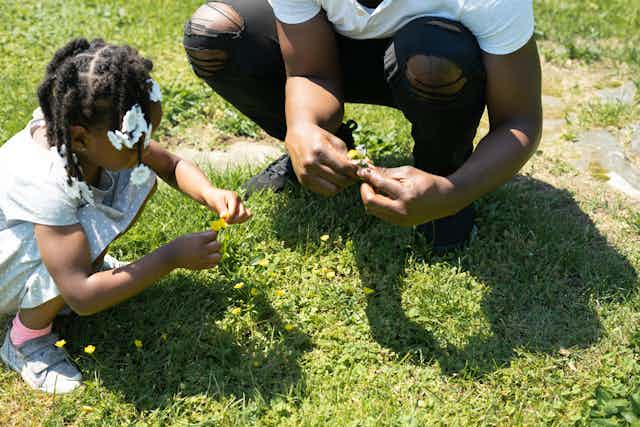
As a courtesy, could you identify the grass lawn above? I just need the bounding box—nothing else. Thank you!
[1,0,640,425]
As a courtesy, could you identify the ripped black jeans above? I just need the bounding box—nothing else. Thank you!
[183,0,486,178]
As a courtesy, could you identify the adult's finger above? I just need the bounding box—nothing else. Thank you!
[322,139,359,179]
[304,174,340,197]
[357,167,404,197]
[360,182,402,213]
[309,161,354,189]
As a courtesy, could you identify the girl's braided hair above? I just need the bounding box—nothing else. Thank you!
[37,38,154,185]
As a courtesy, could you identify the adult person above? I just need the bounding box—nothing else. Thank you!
[183,0,542,253]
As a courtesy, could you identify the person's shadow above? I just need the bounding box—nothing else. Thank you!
[55,269,312,411]
[271,175,638,377]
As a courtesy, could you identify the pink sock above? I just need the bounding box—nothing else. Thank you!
[10,314,52,347]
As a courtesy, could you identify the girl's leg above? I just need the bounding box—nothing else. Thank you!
[2,296,82,394]
[15,296,65,332]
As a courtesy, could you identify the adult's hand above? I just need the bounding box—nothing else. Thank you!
[286,123,359,197]
[358,166,461,226]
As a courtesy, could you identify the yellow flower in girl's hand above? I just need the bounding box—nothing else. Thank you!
[210,218,227,232]
[84,345,96,354]
[55,339,66,348]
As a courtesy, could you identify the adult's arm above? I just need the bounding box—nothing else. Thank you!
[359,38,543,226]
[276,14,359,196]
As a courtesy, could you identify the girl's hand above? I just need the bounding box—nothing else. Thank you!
[203,188,252,224]
[168,231,222,270]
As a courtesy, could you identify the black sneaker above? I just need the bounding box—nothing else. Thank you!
[416,204,476,255]
[243,153,296,197]
[242,121,358,197]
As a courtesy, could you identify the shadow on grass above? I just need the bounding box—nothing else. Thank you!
[270,175,637,378]
[56,272,312,411]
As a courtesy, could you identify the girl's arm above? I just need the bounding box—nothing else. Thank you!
[34,223,220,316]
[143,141,251,224]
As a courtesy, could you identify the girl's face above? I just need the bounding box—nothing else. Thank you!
[72,102,162,172]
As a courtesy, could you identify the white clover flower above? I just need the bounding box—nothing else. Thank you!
[147,79,162,102]
[130,164,151,187]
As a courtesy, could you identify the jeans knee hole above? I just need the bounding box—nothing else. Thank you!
[406,55,467,100]
[189,2,245,36]
[185,47,228,76]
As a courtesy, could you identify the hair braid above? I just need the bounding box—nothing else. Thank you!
[36,38,155,187]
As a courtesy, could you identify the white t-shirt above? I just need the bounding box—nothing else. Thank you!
[268,0,534,55]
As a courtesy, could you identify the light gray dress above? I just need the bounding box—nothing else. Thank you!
[0,109,156,314]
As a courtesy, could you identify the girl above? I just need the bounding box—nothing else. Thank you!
[0,38,251,394]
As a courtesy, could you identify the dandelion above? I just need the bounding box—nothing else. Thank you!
[347,149,361,160]
[161,333,168,342]
[284,324,295,332]
[275,289,285,297]
[55,339,67,348]
[363,287,376,295]
[250,288,258,296]
[234,282,245,290]
[210,218,227,232]
[326,271,336,280]
[320,234,330,242]
[84,345,96,355]
[134,339,143,349]
[257,258,269,267]
[81,406,96,413]
[231,307,242,315]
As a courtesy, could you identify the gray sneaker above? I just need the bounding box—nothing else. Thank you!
[1,331,82,394]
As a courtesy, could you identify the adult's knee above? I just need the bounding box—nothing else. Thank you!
[405,54,467,102]
[183,2,245,78]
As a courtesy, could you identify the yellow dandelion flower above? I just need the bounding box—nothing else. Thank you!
[81,406,96,413]
[250,288,258,296]
[275,289,285,297]
[347,149,361,160]
[320,234,330,242]
[231,307,242,315]
[84,345,96,354]
[54,339,66,348]
[161,333,168,342]
[363,287,376,295]
[210,218,227,232]
[134,339,143,349]
[257,258,269,267]
[234,282,245,290]
[284,324,295,332]
[326,271,336,280]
